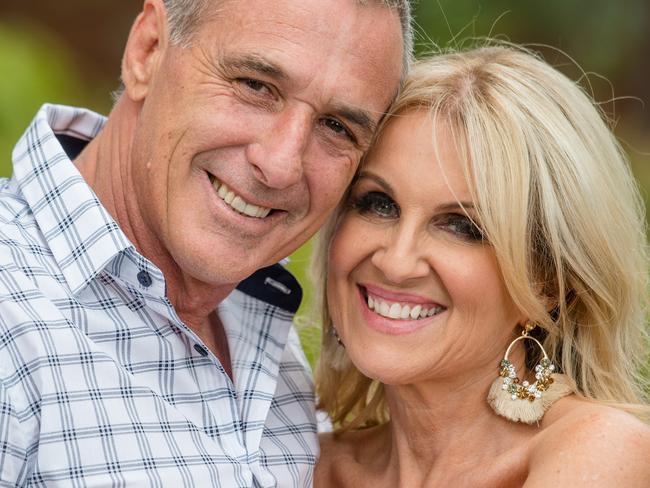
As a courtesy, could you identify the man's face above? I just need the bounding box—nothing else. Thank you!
[130,0,404,286]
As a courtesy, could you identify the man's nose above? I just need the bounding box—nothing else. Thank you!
[246,107,310,189]
[370,225,430,284]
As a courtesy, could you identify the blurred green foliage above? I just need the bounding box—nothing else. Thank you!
[0,22,82,175]
[414,0,648,70]
[285,240,321,367]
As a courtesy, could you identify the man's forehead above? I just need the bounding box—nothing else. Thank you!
[204,0,403,73]
[214,7,400,88]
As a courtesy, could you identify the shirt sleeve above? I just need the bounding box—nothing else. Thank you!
[0,379,33,487]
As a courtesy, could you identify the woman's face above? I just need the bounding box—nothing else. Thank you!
[327,110,525,386]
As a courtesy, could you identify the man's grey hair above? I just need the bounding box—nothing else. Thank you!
[162,0,413,77]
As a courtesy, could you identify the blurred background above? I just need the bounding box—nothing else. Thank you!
[1,0,649,366]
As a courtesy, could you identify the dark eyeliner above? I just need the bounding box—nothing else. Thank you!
[350,191,399,219]
[443,214,484,241]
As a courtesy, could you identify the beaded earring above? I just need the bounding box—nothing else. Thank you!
[331,325,345,347]
[487,323,572,424]
[328,324,350,371]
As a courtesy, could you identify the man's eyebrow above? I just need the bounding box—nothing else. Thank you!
[220,54,288,81]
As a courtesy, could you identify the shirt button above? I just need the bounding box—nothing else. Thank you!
[194,344,209,357]
[137,270,153,287]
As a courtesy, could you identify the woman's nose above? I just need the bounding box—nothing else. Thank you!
[370,226,430,284]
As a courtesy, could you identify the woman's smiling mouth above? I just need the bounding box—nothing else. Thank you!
[366,294,444,320]
[359,284,447,333]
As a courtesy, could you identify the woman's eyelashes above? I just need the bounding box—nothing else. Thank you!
[351,191,399,219]
[437,213,484,241]
[351,190,484,242]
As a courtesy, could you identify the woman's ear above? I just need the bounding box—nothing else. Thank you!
[121,0,169,102]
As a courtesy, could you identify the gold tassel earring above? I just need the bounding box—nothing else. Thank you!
[487,322,572,424]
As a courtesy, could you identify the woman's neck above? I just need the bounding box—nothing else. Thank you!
[378,367,533,486]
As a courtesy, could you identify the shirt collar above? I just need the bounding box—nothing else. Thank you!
[12,103,133,295]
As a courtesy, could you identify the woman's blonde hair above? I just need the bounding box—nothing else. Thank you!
[312,45,650,430]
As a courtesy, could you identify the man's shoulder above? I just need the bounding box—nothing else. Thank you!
[0,190,69,366]
[0,175,30,226]
[0,249,66,343]
[0,180,61,288]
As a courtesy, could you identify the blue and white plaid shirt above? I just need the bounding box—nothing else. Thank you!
[0,104,318,487]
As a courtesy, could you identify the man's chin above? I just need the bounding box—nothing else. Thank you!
[178,249,267,284]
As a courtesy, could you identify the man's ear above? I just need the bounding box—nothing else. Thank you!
[121,0,169,102]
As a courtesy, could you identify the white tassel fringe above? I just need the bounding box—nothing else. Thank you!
[487,373,573,424]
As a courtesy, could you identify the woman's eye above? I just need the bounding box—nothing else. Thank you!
[441,214,484,241]
[351,191,399,219]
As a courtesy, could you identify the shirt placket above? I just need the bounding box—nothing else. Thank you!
[120,255,255,485]
[219,293,294,487]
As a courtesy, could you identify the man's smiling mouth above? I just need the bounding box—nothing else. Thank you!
[209,175,272,219]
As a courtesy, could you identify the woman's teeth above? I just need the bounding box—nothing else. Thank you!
[367,295,444,320]
[212,177,272,218]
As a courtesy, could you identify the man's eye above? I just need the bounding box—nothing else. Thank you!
[351,191,398,219]
[441,214,484,242]
[237,78,271,95]
[322,117,354,141]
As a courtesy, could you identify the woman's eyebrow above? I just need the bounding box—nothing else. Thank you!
[356,173,477,214]
[356,171,394,194]
[436,201,475,211]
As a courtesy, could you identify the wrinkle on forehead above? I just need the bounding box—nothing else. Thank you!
[211,0,401,87]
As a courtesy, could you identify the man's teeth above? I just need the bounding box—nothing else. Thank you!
[212,178,271,218]
[367,295,443,320]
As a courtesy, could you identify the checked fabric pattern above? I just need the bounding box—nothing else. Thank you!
[0,104,318,487]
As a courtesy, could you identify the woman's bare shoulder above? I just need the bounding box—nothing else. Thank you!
[526,397,650,487]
